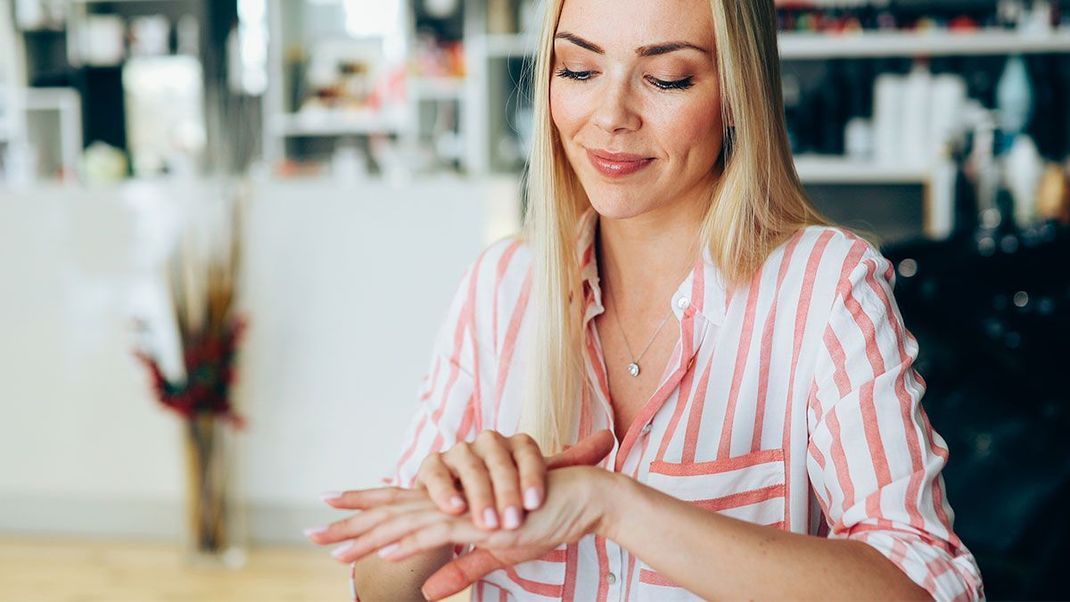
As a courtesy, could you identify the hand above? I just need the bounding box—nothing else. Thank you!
[407,429,614,531]
[307,431,615,559]
[410,430,539,531]
[319,465,617,600]
[420,466,618,600]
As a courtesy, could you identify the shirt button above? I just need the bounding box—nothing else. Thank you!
[676,296,690,310]
[607,572,617,585]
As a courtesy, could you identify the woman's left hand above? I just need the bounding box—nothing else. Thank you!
[311,464,615,574]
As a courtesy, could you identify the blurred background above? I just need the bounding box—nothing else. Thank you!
[1,0,1068,600]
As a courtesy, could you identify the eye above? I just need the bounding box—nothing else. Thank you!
[647,75,695,91]
[555,67,595,81]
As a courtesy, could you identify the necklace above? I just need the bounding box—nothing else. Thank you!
[610,301,674,377]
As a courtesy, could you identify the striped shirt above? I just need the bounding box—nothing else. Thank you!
[383,207,984,601]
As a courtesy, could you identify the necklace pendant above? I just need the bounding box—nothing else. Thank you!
[627,362,640,377]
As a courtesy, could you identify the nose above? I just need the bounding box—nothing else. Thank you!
[592,76,641,134]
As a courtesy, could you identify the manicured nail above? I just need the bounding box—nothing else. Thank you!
[330,542,354,559]
[450,495,465,509]
[503,506,521,530]
[378,543,400,558]
[482,507,499,529]
[524,487,540,510]
[320,491,342,503]
[303,526,328,537]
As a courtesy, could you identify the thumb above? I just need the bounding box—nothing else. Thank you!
[421,549,505,601]
[546,429,614,470]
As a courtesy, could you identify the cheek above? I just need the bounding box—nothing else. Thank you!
[654,91,724,164]
[549,81,587,138]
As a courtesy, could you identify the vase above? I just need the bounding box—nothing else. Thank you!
[181,411,247,568]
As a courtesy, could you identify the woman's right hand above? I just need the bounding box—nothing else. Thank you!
[413,430,547,532]
[413,430,611,532]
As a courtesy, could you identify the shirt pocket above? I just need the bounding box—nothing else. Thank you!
[645,448,787,529]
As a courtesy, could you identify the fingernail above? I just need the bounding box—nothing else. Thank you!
[320,491,342,503]
[524,487,540,510]
[330,542,354,559]
[450,495,465,510]
[482,507,499,529]
[421,587,432,601]
[378,543,400,558]
[503,506,521,530]
[303,526,328,537]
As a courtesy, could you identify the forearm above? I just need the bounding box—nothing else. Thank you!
[597,474,930,600]
[352,543,455,602]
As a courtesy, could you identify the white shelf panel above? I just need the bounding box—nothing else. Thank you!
[408,77,466,101]
[483,33,537,58]
[793,155,929,184]
[779,29,1070,59]
[269,109,407,137]
[478,30,1070,61]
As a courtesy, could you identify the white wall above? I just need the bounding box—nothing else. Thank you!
[0,175,520,543]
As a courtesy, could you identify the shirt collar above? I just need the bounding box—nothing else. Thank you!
[574,206,727,326]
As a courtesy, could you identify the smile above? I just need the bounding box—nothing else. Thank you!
[585,149,655,178]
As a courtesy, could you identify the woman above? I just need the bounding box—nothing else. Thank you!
[307,0,984,599]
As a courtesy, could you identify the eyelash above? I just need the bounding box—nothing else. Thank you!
[553,67,695,91]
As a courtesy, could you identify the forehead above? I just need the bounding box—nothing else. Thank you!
[556,0,716,53]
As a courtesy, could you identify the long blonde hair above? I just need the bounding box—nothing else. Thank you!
[518,0,831,454]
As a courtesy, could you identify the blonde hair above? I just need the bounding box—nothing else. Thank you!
[518,0,831,454]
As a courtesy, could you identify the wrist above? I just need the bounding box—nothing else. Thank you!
[591,470,636,541]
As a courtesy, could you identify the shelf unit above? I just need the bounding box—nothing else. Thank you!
[792,155,929,185]
[778,29,1070,59]
[0,0,26,149]
[461,27,1070,179]
[258,1,1070,193]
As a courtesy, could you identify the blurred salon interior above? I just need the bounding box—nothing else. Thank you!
[1,0,1068,600]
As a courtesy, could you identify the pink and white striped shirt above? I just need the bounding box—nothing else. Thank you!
[383,207,984,601]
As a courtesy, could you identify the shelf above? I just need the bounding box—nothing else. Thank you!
[483,33,537,58]
[793,155,929,184]
[408,77,466,101]
[779,29,1070,59]
[268,109,407,137]
[476,29,1070,61]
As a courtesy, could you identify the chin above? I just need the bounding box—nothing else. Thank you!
[584,188,654,221]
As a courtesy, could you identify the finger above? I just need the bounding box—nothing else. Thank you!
[443,442,498,530]
[415,453,467,515]
[321,487,425,510]
[546,429,614,469]
[307,499,434,546]
[421,549,508,601]
[474,431,524,530]
[380,516,491,563]
[510,433,547,511]
[329,506,456,563]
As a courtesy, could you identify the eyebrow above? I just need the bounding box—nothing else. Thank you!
[554,32,709,57]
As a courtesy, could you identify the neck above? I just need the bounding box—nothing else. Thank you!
[596,194,707,316]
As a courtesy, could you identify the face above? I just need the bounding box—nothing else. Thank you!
[550,0,725,221]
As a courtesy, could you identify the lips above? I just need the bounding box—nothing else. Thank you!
[585,148,654,178]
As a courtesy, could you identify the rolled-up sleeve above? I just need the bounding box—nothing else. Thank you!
[381,260,480,490]
[806,240,985,601]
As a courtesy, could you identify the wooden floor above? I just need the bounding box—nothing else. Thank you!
[0,537,470,601]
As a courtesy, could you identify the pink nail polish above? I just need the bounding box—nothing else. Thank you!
[303,526,328,537]
[524,487,540,510]
[320,491,342,503]
[378,543,400,558]
[450,495,465,509]
[482,507,499,529]
[331,542,354,559]
[503,506,521,529]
